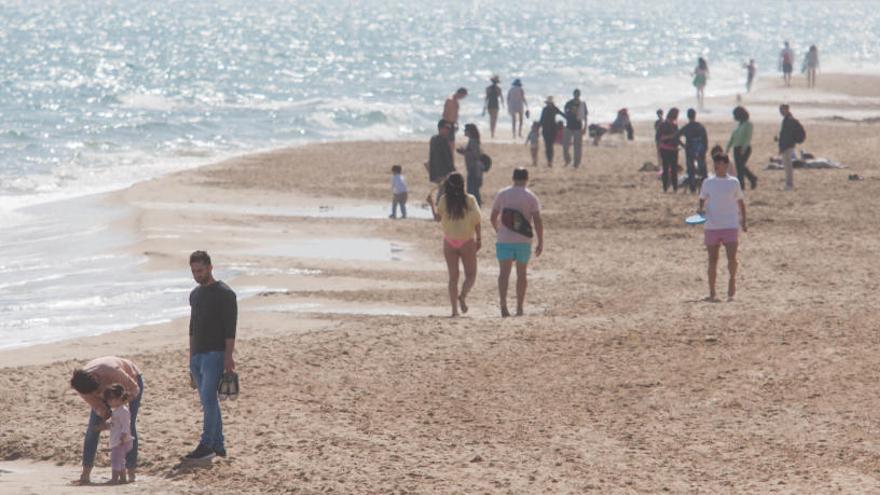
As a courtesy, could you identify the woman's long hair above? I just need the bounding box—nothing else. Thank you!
[698,57,708,70]
[443,172,468,219]
[464,123,480,143]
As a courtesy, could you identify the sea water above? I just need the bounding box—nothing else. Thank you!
[1,0,880,348]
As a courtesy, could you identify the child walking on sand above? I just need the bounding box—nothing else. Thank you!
[698,149,747,302]
[390,164,408,219]
[104,384,134,484]
[525,122,539,166]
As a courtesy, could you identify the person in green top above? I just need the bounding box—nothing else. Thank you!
[725,106,757,190]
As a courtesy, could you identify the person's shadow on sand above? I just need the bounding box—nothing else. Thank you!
[164,458,215,479]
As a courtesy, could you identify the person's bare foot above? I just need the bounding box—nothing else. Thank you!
[515,307,524,316]
[458,295,468,314]
[704,295,720,303]
[127,469,136,483]
[500,307,510,317]
[727,296,735,302]
[450,311,459,318]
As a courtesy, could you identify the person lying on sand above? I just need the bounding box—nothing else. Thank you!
[590,108,634,145]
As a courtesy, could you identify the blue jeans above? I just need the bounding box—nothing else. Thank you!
[190,351,225,450]
[83,374,143,469]
[466,172,482,206]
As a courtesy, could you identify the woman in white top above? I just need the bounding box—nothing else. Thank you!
[507,79,528,138]
[697,149,747,302]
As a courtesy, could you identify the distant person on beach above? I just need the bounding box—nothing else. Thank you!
[538,96,564,167]
[698,151,747,302]
[744,59,756,92]
[677,108,708,193]
[390,164,408,219]
[491,167,543,317]
[483,76,504,138]
[104,384,134,484]
[426,172,481,317]
[443,88,468,155]
[525,121,540,166]
[185,250,237,461]
[458,123,483,205]
[779,41,795,87]
[725,106,758,190]
[658,107,681,192]
[562,89,588,168]
[777,104,806,190]
[507,79,529,138]
[427,120,455,193]
[590,108,634,145]
[654,108,664,167]
[804,45,819,88]
[693,57,709,109]
[70,356,143,485]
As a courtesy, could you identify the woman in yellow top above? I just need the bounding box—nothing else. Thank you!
[427,172,481,317]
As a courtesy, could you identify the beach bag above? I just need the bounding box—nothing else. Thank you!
[501,208,533,238]
[218,371,240,400]
[792,119,806,144]
[479,153,492,172]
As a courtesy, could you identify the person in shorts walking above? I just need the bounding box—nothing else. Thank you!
[490,167,544,316]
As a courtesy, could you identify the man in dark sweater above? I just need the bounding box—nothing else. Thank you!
[185,250,237,461]
[427,119,455,195]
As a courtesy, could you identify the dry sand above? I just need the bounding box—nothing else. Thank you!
[2,74,880,494]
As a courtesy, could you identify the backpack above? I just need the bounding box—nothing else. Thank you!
[479,153,492,172]
[792,119,806,144]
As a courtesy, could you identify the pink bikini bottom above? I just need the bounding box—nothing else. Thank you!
[444,235,469,249]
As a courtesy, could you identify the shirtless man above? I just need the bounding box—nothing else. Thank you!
[443,88,468,155]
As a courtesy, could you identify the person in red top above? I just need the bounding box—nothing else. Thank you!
[70,356,143,484]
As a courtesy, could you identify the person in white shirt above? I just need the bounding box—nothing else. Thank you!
[390,164,408,219]
[697,150,747,302]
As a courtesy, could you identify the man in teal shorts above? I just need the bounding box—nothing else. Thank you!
[490,168,544,316]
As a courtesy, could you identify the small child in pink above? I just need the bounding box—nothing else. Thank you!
[104,384,134,484]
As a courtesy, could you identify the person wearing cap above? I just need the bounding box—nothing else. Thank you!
[537,96,564,167]
[483,76,504,139]
[443,88,468,156]
[490,167,544,317]
[562,89,588,168]
[507,79,528,138]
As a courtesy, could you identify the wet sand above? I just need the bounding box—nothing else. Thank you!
[2,74,880,493]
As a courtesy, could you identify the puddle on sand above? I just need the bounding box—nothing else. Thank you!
[257,302,433,317]
[251,238,410,262]
[135,201,432,220]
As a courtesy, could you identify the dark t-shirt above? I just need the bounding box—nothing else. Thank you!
[428,134,454,182]
[540,105,563,135]
[563,98,585,130]
[189,281,237,355]
[678,121,708,154]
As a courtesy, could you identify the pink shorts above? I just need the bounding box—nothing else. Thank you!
[704,228,738,246]
[444,235,469,249]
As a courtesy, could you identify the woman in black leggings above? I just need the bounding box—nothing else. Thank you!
[725,106,757,190]
[657,108,680,192]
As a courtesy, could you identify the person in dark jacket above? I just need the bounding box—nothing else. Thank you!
[677,108,708,193]
[457,123,483,205]
[777,104,803,190]
[427,120,455,187]
[537,96,564,167]
[657,108,680,192]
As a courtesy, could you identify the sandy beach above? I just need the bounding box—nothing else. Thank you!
[2,73,880,494]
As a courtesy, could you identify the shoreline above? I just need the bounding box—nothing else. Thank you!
[2,72,880,492]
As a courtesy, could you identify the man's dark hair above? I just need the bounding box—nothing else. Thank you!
[656,109,663,117]
[190,250,211,266]
[391,164,402,174]
[71,369,99,394]
[687,108,696,120]
[456,87,468,96]
[437,119,449,130]
[513,167,529,181]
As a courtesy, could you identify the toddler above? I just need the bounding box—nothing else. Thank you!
[390,164,408,219]
[104,384,134,484]
[525,122,540,167]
